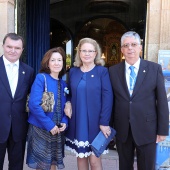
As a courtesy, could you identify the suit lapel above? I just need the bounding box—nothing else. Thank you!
[14,62,25,98]
[0,57,13,97]
[117,62,130,97]
[132,59,148,97]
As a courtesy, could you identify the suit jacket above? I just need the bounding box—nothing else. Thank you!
[109,59,169,146]
[0,56,34,143]
[66,66,113,143]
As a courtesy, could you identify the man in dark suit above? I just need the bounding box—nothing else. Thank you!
[0,33,34,170]
[109,31,169,170]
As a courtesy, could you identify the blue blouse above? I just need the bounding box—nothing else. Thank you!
[28,73,68,132]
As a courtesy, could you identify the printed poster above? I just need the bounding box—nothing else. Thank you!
[156,50,170,170]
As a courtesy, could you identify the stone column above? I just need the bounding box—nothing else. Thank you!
[0,0,15,55]
[145,0,170,62]
[160,0,170,49]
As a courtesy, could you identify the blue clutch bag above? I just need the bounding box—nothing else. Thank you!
[91,127,116,157]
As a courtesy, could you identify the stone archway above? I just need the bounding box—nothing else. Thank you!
[74,18,127,67]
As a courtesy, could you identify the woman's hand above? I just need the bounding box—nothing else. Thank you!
[59,123,66,132]
[50,125,60,135]
[64,101,72,118]
[100,125,111,138]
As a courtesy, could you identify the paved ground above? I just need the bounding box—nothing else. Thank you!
[4,149,137,170]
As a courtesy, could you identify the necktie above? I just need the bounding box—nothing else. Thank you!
[8,63,17,97]
[129,66,136,96]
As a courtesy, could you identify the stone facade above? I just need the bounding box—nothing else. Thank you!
[0,0,170,62]
[145,0,170,62]
[0,0,15,56]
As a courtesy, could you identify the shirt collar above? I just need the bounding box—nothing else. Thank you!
[125,58,140,71]
[3,55,19,67]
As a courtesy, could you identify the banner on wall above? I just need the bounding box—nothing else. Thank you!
[156,50,170,170]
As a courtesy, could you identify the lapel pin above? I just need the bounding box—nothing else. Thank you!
[143,70,146,73]
[22,71,25,74]
[91,75,94,77]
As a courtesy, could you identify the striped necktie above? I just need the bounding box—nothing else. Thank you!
[129,66,136,96]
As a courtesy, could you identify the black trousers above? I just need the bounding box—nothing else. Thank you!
[116,128,156,170]
[0,129,26,170]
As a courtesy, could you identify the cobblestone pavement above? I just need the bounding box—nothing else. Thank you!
[4,149,137,170]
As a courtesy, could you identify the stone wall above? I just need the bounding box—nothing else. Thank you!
[0,0,15,56]
[145,0,170,62]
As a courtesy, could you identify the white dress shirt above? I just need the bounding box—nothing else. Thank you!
[3,56,19,97]
[125,58,140,92]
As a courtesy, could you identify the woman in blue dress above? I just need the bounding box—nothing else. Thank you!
[26,47,68,170]
[65,38,113,170]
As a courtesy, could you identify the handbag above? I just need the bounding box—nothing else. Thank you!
[26,74,55,112]
[91,127,116,157]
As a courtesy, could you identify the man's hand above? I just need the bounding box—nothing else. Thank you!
[156,135,166,143]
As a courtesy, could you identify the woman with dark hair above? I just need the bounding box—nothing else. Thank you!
[26,47,68,170]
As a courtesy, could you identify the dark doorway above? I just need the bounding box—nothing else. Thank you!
[50,0,147,66]
[50,18,73,68]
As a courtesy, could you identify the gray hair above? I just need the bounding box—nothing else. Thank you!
[74,38,105,67]
[121,31,141,46]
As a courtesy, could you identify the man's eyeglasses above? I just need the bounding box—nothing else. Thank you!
[121,43,139,48]
[80,50,96,54]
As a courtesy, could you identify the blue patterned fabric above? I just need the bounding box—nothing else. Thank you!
[26,124,65,170]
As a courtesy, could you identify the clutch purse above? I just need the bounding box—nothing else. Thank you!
[91,127,116,158]
[26,74,55,112]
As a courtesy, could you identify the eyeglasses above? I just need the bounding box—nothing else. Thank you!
[80,50,96,54]
[121,43,139,48]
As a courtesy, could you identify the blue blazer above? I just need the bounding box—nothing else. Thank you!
[28,73,68,131]
[0,56,34,143]
[66,66,113,143]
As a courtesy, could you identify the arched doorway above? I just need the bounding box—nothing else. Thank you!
[74,17,128,67]
[50,0,147,66]
[50,18,73,69]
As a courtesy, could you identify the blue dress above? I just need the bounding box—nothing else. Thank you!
[65,66,113,158]
[66,72,92,157]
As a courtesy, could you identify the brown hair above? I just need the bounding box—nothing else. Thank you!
[39,47,66,78]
